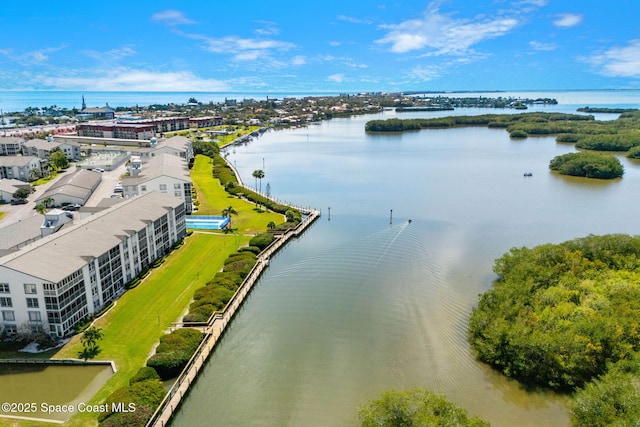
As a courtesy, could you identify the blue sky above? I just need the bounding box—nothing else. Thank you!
[1,0,639,92]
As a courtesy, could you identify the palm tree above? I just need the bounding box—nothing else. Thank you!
[42,197,54,208]
[252,169,265,193]
[35,204,47,215]
[222,205,237,217]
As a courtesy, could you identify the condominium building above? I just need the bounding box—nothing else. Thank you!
[0,156,45,182]
[0,191,186,337]
[122,153,193,214]
[0,137,25,156]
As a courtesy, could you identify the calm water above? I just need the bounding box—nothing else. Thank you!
[0,363,113,422]
[172,96,640,427]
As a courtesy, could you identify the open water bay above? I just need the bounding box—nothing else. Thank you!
[173,103,640,426]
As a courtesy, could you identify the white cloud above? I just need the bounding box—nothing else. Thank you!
[42,68,229,91]
[553,13,583,28]
[409,65,441,81]
[84,45,137,61]
[254,20,280,36]
[151,10,195,26]
[376,3,519,55]
[327,73,345,83]
[337,15,373,25]
[291,56,306,66]
[529,41,557,51]
[588,40,640,78]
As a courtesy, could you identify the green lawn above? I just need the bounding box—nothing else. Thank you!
[191,154,283,233]
[51,232,249,426]
[0,152,280,427]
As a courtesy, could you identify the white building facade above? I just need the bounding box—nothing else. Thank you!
[0,192,186,337]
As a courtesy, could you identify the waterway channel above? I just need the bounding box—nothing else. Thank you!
[172,96,640,427]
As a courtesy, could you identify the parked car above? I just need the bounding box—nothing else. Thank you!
[10,199,28,205]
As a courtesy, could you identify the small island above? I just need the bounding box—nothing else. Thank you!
[549,151,624,179]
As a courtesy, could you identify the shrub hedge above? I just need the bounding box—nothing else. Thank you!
[146,328,203,380]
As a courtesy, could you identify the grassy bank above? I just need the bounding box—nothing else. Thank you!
[48,233,248,426]
[190,154,283,232]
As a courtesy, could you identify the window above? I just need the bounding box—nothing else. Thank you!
[174,191,181,197]
[0,283,9,293]
[0,297,12,307]
[24,284,37,294]
[28,311,41,322]
[2,311,15,321]
[26,298,39,308]
[4,324,17,335]
[174,183,181,189]
[159,184,167,191]
[141,185,147,192]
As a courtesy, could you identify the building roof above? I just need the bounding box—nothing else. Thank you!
[0,137,25,145]
[0,191,183,283]
[0,214,43,256]
[0,178,29,194]
[123,153,190,186]
[157,135,191,151]
[35,169,102,204]
[0,155,40,167]
[24,138,62,150]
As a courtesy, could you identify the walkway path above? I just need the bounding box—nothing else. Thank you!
[148,209,319,427]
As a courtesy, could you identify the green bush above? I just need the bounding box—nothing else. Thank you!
[224,252,257,264]
[508,129,528,138]
[627,146,640,159]
[249,233,275,250]
[549,152,624,179]
[359,388,490,427]
[129,367,160,385]
[146,328,203,380]
[182,308,213,323]
[146,351,190,379]
[238,245,261,255]
[99,378,165,425]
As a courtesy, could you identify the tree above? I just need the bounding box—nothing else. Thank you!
[42,197,54,208]
[222,205,237,217]
[359,388,490,427]
[252,169,265,193]
[49,150,69,170]
[80,326,104,361]
[35,204,47,214]
[267,221,276,230]
[13,187,30,201]
[30,167,43,180]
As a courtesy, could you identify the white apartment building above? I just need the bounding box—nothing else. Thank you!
[0,191,186,337]
[0,137,25,156]
[0,156,45,182]
[122,153,193,214]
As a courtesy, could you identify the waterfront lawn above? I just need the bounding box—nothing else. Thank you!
[191,154,283,233]
[51,232,249,427]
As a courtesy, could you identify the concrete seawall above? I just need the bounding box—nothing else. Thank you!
[147,206,320,427]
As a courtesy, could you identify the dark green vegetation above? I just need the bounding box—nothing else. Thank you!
[365,112,592,133]
[549,152,624,179]
[183,250,258,323]
[358,388,490,427]
[99,367,165,427]
[469,234,640,395]
[366,111,640,160]
[146,328,203,380]
[577,107,639,114]
[571,354,640,426]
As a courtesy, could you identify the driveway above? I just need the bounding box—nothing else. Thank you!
[84,162,128,207]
